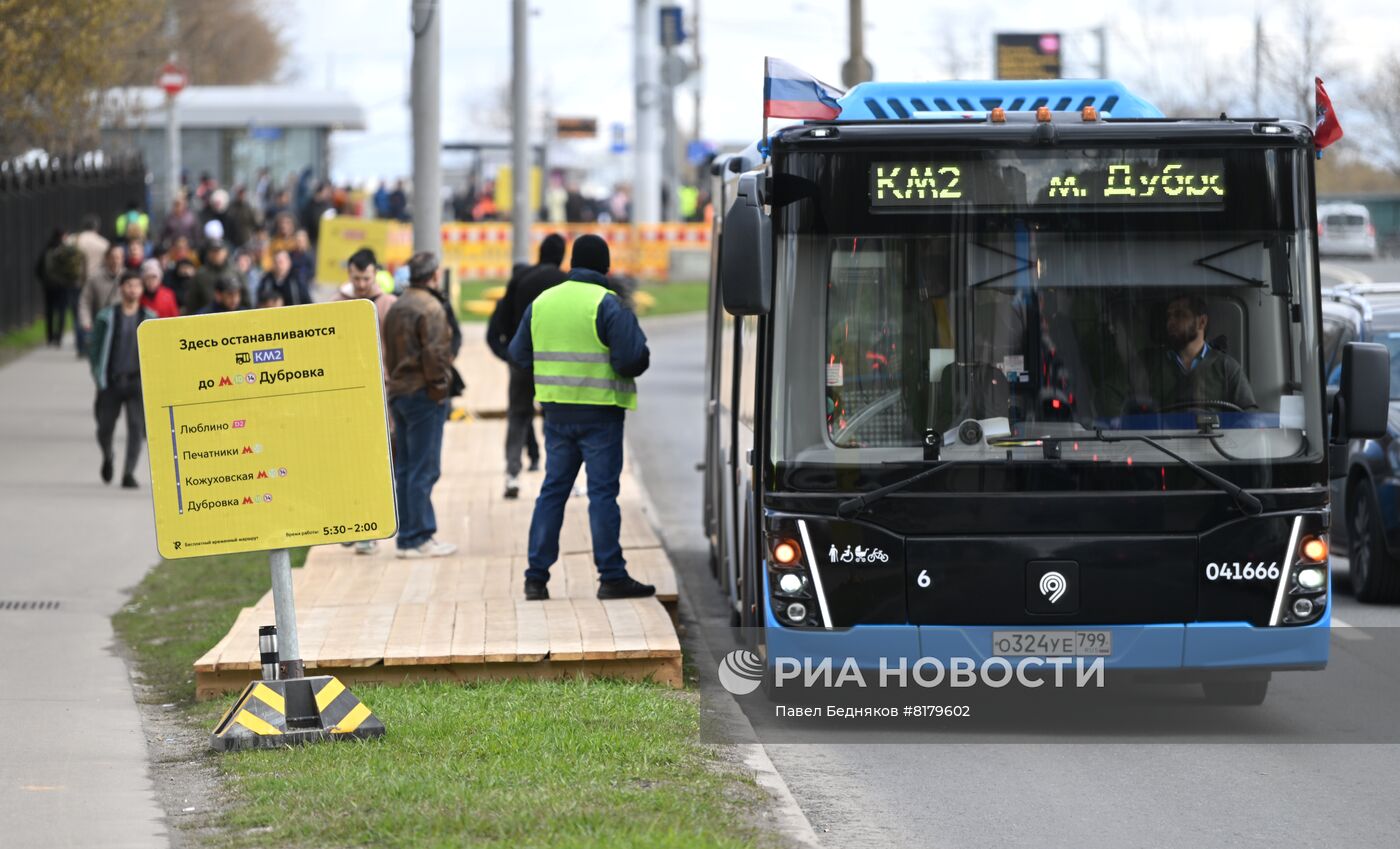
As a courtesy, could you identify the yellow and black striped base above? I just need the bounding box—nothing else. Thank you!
[210,675,385,751]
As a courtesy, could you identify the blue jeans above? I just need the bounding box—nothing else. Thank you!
[390,390,447,549]
[526,417,627,583]
[72,290,87,354]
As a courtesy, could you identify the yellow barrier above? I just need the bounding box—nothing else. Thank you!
[441,223,710,280]
[315,219,710,284]
[315,218,414,284]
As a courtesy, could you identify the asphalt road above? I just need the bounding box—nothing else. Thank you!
[1321,255,1400,287]
[630,287,1400,848]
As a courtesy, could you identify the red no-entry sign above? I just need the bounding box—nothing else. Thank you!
[157,62,188,96]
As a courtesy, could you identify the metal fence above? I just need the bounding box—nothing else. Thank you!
[0,154,146,335]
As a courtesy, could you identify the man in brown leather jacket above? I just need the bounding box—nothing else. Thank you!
[382,253,458,559]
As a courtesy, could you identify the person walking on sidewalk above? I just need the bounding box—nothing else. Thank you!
[37,228,84,346]
[383,252,458,559]
[73,215,109,353]
[78,243,124,354]
[508,234,654,601]
[186,240,237,315]
[487,233,568,498]
[259,249,312,307]
[138,259,179,318]
[89,270,155,488]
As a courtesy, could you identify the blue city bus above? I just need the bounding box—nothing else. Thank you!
[701,80,1390,704]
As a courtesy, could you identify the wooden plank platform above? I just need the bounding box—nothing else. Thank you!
[194,384,683,699]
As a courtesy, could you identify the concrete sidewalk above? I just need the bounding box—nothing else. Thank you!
[0,344,166,847]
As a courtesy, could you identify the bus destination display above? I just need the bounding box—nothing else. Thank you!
[869,155,1227,209]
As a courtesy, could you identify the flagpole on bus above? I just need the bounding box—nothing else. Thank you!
[762,57,770,154]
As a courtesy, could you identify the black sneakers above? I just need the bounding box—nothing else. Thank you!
[597,576,656,600]
[121,474,138,489]
[526,577,655,599]
[101,456,113,484]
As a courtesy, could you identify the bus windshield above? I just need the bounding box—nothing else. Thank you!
[770,145,1325,478]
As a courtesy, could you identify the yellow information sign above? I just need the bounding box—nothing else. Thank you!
[138,300,396,559]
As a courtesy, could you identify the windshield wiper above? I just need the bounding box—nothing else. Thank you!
[992,430,1264,516]
[836,461,964,518]
[837,430,1264,519]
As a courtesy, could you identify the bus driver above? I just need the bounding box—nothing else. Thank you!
[1132,294,1258,413]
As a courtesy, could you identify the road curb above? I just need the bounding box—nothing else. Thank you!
[625,441,824,849]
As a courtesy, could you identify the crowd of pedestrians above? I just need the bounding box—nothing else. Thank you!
[40,173,344,355]
[34,174,348,493]
[35,200,656,594]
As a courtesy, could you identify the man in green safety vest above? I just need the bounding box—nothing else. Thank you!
[508,234,654,601]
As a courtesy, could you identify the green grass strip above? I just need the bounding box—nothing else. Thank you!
[114,548,296,704]
[114,551,761,848]
[0,318,45,351]
[220,680,756,849]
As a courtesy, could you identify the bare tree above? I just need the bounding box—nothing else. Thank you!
[1118,4,1250,117]
[1364,53,1400,177]
[463,81,514,133]
[181,0,288,85]
[938,26,972,81]
[1262,0,1343,123]
[112,0,291,88]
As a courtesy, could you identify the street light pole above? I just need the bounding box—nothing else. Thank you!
[841,0,873,88]
[692,0,702,147]
[1095,25,1108,78]
[410,0,442,257]
[660,15,678,222]
[511,0,531,264]
[164,3,180,210]
[633,0,660,223]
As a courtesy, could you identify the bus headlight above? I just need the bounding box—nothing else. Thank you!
[1292,598,1315,618]
[1297,567,1326,590]
[778,573,805,594]
[786,602,808,623]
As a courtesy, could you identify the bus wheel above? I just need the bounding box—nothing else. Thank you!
[1202,678,1269,706]
[1349,484,1400,603]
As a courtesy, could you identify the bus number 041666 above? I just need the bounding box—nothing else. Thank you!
[1205,562,1280,581]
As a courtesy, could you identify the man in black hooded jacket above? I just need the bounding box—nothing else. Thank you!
[486,233,568,498]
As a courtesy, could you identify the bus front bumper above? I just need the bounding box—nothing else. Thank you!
[763,611,1330,671]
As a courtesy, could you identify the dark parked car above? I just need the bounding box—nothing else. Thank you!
[1322,283,1400,602]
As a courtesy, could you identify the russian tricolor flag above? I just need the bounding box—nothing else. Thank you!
[764,57,844,121]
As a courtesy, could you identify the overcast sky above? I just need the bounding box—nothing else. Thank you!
[286,0,1399,184]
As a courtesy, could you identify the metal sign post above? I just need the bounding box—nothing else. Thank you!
[267,548,303,679]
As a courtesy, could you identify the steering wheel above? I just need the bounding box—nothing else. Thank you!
[1159,399,1244,414]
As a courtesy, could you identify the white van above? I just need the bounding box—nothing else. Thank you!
[1318,202,1379,258]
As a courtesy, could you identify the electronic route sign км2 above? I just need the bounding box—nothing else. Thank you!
[870,153,1227,210]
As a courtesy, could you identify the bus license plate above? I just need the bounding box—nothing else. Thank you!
[991,630,1112,657]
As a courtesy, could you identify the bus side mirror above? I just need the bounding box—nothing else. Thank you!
[1331,341,1389,442]
[718,172,772,316]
